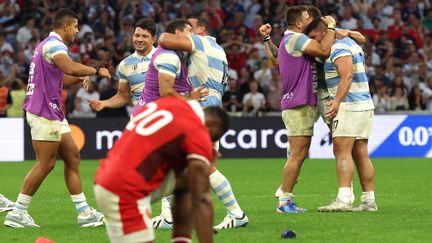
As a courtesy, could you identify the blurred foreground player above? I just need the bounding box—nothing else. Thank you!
[94,96,229,243]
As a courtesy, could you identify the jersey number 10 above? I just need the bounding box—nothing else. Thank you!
[126,103,173,136]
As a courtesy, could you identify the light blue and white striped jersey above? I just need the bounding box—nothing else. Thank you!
[116,48,156,105]
[43,32,68,63]
[186,34,228,107]
[324,37,374,111]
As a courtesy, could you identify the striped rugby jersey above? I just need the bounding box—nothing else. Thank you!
[116,48,156,105]
[324,37,374,111]
[186,34,228,107]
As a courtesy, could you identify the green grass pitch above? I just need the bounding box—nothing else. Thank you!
[0,158,431,242]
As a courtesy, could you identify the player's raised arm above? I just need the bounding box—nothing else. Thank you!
[187,158,213,243]
[259,23,279,65]
[159,33,193,52]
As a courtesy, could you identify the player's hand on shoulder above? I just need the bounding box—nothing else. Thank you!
[259,23,272,37]
[335,29,349,40]
[88,99,104,112]
[98,68,111,80]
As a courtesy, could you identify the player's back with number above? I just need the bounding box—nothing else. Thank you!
[95,97,213,196]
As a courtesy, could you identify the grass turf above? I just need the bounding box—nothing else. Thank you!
[0,158,431,242]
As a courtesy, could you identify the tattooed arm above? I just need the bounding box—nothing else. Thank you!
[259,23,279,65]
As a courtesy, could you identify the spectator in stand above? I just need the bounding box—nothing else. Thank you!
[387,10,404,40]
[423,8,432,32]
[12,50,29,82]
[222,39,253,74]
[253,57,272,94]
[390,75,410,97]
[390,87,409,111]
[0,33,14,57]
[340,6,358,30]
[222,70,243,113]
[412,62,430,88]
[24,37,38,64]
[72,81,100,118]
[7,80,26,117]
[408,85,426,111]
[246,47,261,72]
[16,17,36,49]
[242,81,266,116]
[267,69,282,111]
[373,85,391,113]
[79,31,95,56]
[420,77,432,111]
[372,65,391,87]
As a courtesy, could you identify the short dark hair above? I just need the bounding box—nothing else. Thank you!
[307,5,322,19]
[204,106,229,139]
[135,18,156,37]
[285,5,308,27]
[166,19,191,34]
[53,8,79,29]
[190,16,211,33]
[304,18,326,36]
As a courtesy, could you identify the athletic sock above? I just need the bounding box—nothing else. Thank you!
[337,187,352,204]
[14,193,32,213]
[278,192,293,206]
[361,191,375,203]
[209,170,243,218]
[71,193,90,215]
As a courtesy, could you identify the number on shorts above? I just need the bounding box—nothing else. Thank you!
[332,120,339,131]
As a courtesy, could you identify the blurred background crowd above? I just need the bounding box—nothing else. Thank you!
[1,0,431,118]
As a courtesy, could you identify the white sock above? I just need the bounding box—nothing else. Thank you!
[361,191,375,203]
[210,170,243,218]
[337,187,352,204]
[71,193,90,214]
[278,191,293,205]
[160,195,173,221]
[14,193,32,213]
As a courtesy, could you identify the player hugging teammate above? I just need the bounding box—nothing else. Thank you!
[260,5,377,213]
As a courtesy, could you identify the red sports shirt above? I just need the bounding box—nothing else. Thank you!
[95,97,214,198]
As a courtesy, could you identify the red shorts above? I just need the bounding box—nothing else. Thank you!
[94,184,154,243]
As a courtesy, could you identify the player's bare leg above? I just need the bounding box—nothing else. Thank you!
[59,132,104,227]
[22,141,60,195]
[318,137,355,212]
[352,139,377,211]
[4,140,58,228]
[59,133,82,194]
[277,136,310,213]
[171,173,193,243]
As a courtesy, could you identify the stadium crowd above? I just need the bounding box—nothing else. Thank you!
[1,0,432,118]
